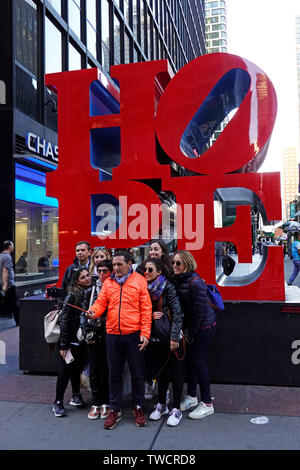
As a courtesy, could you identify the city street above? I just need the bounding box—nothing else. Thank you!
[0,255,300,453]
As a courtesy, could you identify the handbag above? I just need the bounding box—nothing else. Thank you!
[222,254,236,276]
[44,309,61,344]
[152,296,171,341]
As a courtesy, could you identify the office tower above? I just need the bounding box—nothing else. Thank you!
[204,0,227,53]
[283,147,299,219]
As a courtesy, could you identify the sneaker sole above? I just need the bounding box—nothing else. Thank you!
[188,409,214,420]
[135,420,146,427]
[104,415,122,430]
[88,414,100,420]
[70,402,84,407]
[149,410,169,421]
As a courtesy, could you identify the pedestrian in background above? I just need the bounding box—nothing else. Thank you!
[172,250,216,420]
[53,267,91,417]
[0,240,19,326]
[287,232,300,286]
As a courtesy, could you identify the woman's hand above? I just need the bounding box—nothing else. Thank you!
[170,340,179,351]
[153,311,163,320]
[60,350,68,359]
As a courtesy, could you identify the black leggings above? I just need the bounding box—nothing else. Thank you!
[55,344,84,402]
[152,340,184,410]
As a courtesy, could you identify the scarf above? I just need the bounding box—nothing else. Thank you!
[147,274,167,301]
[111,266,133,286]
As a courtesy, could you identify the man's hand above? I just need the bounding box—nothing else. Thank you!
[139,335,149,351]
[86,309,95,319]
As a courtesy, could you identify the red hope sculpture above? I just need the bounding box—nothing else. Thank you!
[45,53,284,301]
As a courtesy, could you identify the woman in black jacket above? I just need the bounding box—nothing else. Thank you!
[80,259,112,420]
[53,267,91,417]
[145,257,184,427]
[172,250,216,420]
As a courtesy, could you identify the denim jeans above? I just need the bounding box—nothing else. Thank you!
[186,325,216,404]
[288,260,300,285]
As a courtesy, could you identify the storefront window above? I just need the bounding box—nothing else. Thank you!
[15,164,59,285]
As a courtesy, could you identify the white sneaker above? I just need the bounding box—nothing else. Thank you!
[188,402,214,419]
[167,408,182,426]
[144,383,154,400]
[149,403,169,421]
[180,395,198,411]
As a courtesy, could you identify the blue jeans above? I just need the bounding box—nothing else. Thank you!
[186,325,216,404]
[288,260,300,284]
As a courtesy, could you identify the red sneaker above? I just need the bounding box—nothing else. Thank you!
[133,406,146,427]
[104,410,122,430]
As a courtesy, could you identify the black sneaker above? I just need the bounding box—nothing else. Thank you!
[70,393,84,407]
[53,401,67,417]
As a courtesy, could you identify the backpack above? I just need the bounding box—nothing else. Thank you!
[191,276,225,313]
[44,309,62,343]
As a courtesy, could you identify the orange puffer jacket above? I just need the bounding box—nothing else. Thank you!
[90,271,152,339]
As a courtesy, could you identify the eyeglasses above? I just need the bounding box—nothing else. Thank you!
[98,269,110,274]
[172,260,182,266]
[144,267,154,273]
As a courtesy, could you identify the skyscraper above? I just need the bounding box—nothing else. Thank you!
[282,147,299,219]
[204,0,227,54]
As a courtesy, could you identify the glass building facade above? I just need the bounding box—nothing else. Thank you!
[0,0,206,295]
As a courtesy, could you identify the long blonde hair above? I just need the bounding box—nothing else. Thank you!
[90,247,112,274]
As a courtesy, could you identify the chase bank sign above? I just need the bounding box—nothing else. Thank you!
[25,132,58,164]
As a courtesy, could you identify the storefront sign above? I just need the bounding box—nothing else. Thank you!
[45,54,284,301]
[25,132,58,163]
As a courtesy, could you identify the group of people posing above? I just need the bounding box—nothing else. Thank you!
[53,240,217,430]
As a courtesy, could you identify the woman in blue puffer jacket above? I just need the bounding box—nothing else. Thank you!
[172,250,217,421]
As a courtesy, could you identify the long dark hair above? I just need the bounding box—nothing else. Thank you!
[68,267,90,304]
[149,239,172,279]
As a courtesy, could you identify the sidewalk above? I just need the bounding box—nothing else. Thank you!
[1,257,300,451]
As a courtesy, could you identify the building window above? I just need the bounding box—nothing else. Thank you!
[15,0,38,77]
[87,22,97,59]
[47,0,61,15]
[69,42,82,70]
[15,164,59,285]
[114,15,121,64]
[45,18,62,74]
[68,0,81,38]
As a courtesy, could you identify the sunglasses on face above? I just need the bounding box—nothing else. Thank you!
[172,260,182,266]
[144,267,154,273]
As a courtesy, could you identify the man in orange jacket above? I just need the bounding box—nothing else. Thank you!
[87,250,152,430]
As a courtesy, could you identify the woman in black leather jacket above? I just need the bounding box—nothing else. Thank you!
[53,267,91,417]
[172,250,216,421]
[80,259,112,420]
[145,257,185,427]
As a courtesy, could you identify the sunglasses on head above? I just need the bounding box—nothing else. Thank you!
[172,260,182,266]
[144,267,154,273]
